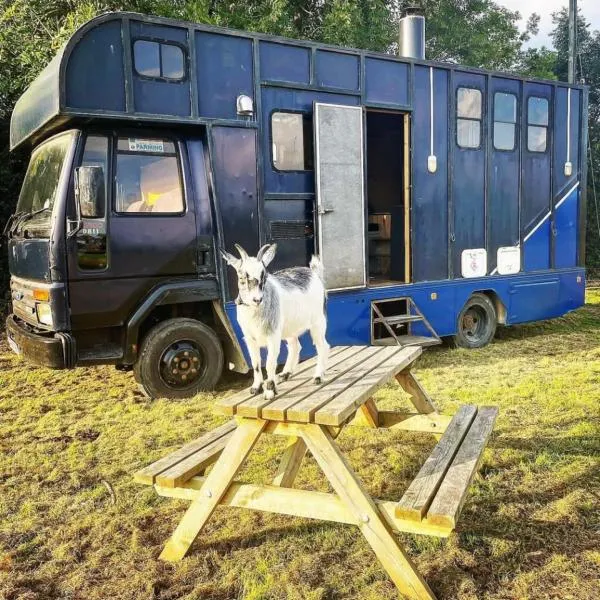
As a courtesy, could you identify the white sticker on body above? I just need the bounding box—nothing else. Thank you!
[497,246,520,275]
[128,139,164,153]
[461,248,487,278]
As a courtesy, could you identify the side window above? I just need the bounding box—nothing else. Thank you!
[456,87,482,149]
[115,138,184,214]
[494,92,517,151]
[271,112,314,171]
[527,96,549,152]
[133,40,185,81]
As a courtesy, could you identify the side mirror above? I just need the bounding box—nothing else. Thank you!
[75,166,105,219]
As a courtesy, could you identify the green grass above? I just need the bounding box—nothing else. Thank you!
[1,292,599,600]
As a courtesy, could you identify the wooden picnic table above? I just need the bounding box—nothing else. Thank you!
[135,345,498,600]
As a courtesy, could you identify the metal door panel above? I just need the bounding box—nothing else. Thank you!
[314,103,365,290]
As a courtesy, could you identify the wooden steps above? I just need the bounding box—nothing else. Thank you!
[395,405,498,528]
[134,420,237,488]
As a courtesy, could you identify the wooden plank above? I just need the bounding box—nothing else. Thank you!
[272,437,307,487]
[133,420,236,485]
[395,405,477,522]
[302,424,436,600]
[396,370,437,414]
[286,346,402,423]
[359,398,379,428]
[237,346,365,418]
[376,411,453,434]
[314,346,422,426]
[263,345,376,421]
[216,346,347,415]
[154,476,452,537]
[159,418,266,562]
[427,406,498,529]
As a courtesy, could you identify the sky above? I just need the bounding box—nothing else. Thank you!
[497,0,600,48]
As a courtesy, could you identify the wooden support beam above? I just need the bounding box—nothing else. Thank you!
[358,398,379,428]
[377,411,452,434]
[396,371,438,414]
[153,477,453,538]
[272,437,307,487]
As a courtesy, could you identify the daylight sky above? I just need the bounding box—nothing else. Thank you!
[497,0,600,48]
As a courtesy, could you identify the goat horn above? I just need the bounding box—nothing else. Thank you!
[234,243,249,260]
[256,244,271,261]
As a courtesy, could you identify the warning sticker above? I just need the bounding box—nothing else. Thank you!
[461,248,487,278]
[128,139,165,153]
[497,246,520,275]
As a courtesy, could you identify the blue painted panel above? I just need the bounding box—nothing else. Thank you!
[130,21,187,43]
[412,66,449,282]
[260,42,310,84]
[522,82,552,271]
[554,188,579,268]
[66,20,125,111]
[452,72,486,277]
[186,140,213,237]
[365,58,409,107]
[196,32,253,119]
[553,87,580,193]
[489,78,520,274]
[315,50,359,90]
[224,268,586,369]
[261,88,359,195]
[523,218,551,271]
[211,127,258,300]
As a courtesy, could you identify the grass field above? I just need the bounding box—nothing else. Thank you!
[1,292,599,600]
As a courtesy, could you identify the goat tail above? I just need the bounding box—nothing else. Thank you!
[310,255,324,280]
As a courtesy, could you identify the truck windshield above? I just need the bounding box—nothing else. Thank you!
[14,132,74,237]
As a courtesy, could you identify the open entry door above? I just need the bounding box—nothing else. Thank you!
[314,103,366,290]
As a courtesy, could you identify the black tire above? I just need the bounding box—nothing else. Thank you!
[453,293,497,349]
[134,318,224,400]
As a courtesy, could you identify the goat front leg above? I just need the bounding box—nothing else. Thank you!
[264,335,281,400]
[245,337,263,395]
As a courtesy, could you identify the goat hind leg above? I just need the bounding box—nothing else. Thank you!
[279,337,300,382]
[310,317,329,385]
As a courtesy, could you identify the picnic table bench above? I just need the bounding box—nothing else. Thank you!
[135,345,497,600]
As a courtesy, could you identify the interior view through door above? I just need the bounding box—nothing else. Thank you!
[366,110,410,286]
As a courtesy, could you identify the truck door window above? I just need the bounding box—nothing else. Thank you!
[493,92,517,151]
[527,96,549,153]
[115,138,184,214]
[271,112,314,171]
[456,87,482,149]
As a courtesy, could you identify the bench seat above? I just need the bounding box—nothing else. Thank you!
[395,405,498,529]
[134,420,237,488]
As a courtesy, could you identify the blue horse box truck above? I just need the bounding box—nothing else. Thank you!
[5,11,588,399]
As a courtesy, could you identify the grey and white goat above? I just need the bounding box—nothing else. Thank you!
[221,243,329,399]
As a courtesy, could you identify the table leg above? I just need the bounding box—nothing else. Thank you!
[159,418,266,562]
[396,370,438,415]
[301,424,436,600]
[272,437,307,488]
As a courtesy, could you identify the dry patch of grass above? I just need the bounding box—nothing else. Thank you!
[1,292,599,600]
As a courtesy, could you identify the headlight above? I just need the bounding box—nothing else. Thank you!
[36,302,53,326]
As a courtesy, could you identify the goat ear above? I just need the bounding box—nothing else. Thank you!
[234,243,249,261]
[258,243,277,267]
[220,248,241,270]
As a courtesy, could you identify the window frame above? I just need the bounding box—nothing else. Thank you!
[112,134,186,216]
[132,37,188,83]
[456,87,483,150]
[493,91,518,152]
[526,95,549,154]
[269,109,314,173]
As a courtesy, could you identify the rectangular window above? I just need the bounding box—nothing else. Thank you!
[456,87,482,148]
[271,112,314,171]
[527,96,549,152]
[133,40,185,81]
[493,92,517,151]
[115,137,184,214]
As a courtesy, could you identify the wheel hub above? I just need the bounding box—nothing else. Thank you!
[461,307,484,340]
[160,342,204,389]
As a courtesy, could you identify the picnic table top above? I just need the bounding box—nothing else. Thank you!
[215,344,422,426]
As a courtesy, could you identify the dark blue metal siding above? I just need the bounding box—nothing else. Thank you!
[260,42,310,84]
[130,21,191,117]
[364,58,409,107]
[211,127,259,300]
[452,72,486,278]
[412,66,449,282]
[186,139,213,237]
[522,82,552,271]
[65,20,125,111]
[261,88,359,195]
[315,50,360,91]
[488,77,521,273]
[196,32,253,119]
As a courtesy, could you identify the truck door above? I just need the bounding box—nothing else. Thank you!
[314,103,366,290]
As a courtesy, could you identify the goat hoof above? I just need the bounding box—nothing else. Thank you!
[250,384,263,395]
[264,388,275,400]
[313,376,322,385]
[279,372,291,382]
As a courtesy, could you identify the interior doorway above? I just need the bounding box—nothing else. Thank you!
[366,110,410,286]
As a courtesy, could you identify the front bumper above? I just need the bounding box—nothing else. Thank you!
[5,314,76,369]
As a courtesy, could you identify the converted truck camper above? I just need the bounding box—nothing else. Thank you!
[5,11,588,398]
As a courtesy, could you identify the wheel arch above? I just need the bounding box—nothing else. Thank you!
[470,289,507,325]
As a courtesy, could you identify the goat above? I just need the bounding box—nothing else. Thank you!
[221,243,329,400]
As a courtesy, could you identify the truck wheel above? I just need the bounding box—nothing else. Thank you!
[134,318,224,400]
[453,293,497,349]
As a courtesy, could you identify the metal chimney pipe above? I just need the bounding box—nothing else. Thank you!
[398,6,425,60]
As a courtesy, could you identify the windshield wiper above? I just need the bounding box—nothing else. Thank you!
[3,211,24,238]
[10,206,52,237]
